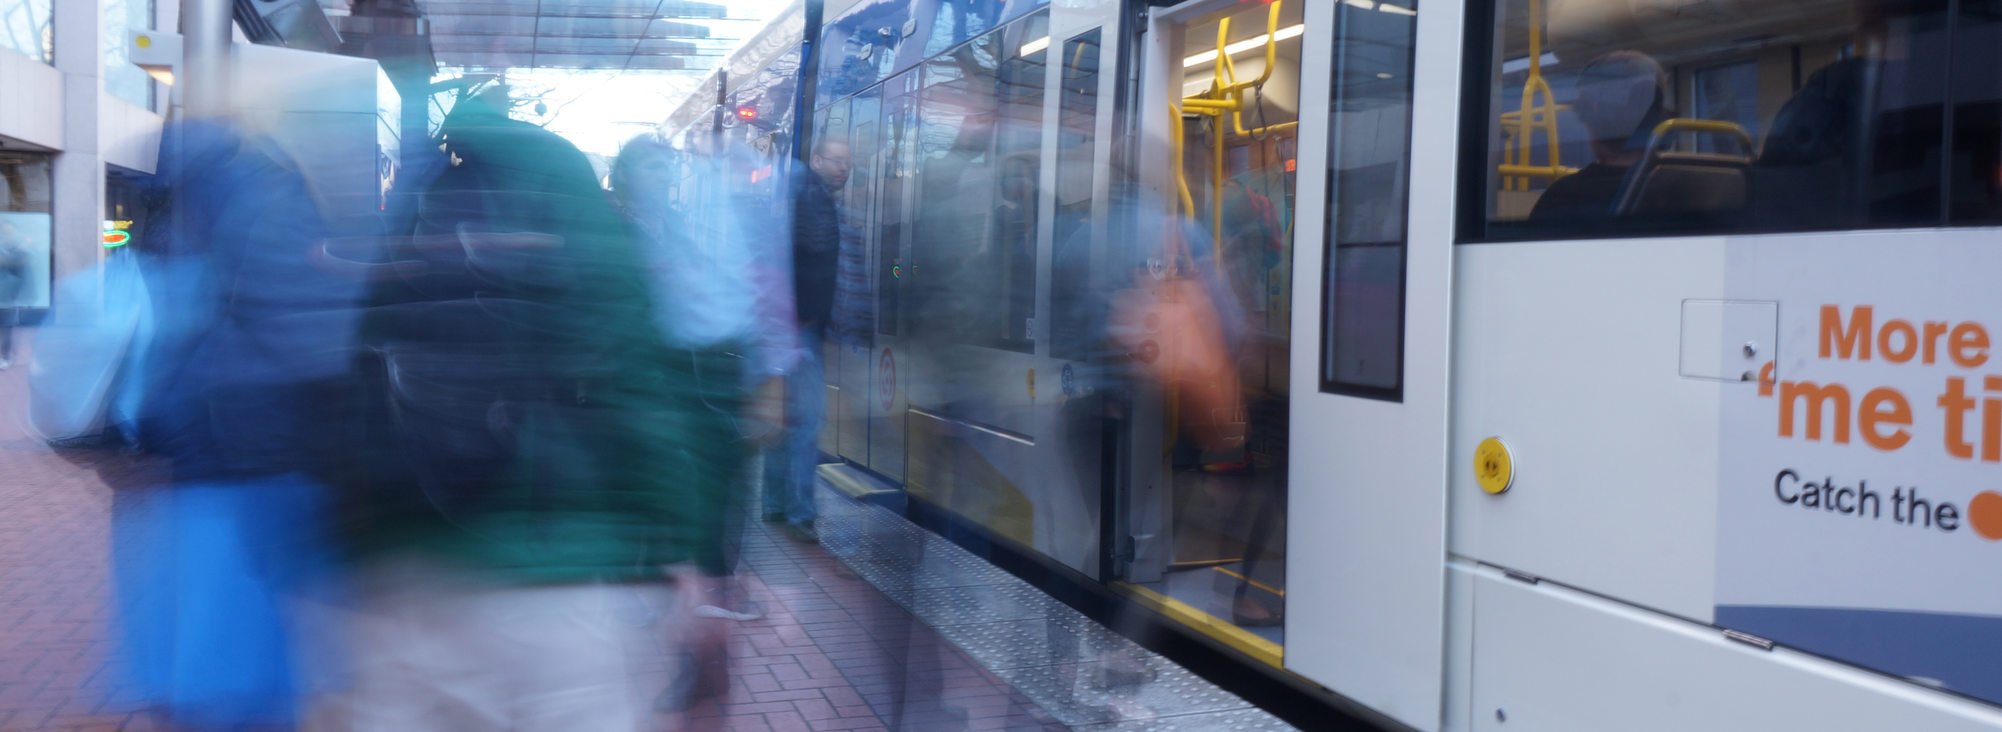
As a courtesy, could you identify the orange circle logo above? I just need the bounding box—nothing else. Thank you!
[1967,491,2002,541]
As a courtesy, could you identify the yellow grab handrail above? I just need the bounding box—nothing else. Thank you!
[1169,105,1196,218]
[1643,118,1755,155]
[1503,0,1564,191]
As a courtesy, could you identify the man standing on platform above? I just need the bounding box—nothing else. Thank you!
[766,138,850,543]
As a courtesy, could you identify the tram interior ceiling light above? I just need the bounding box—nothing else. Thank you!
[1338,0,1419,15]
[1020,36,1050,57]
[1182,24,1306,69]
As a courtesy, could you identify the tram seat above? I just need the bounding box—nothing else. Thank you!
[1616,152,1750,215]
[1616,119,1754,216]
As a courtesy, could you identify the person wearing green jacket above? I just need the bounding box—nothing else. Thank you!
[323,88,740,731]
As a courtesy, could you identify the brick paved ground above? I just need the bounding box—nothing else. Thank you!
[0,353,1059,731]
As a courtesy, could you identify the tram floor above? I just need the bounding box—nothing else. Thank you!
[810,482,1299,730]
[1140,562,1286,648]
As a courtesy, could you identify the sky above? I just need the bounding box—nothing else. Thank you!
[450,0,798,160]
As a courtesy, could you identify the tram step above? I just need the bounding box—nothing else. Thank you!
[817,462,901,503]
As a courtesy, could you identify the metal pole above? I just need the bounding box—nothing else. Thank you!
[181,0,232,117]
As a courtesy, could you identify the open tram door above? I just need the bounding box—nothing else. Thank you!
[1119,0,1450,728]
[1113,0,1305,669]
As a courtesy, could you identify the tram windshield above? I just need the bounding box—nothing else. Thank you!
[1472,0,2002,240]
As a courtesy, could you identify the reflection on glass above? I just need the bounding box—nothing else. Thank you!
[1050,30,1101,362]
[105,0,155,108]
[1474,0,1995,237]
[1324,0,1417,398]
[0,153,54,310]
[0,0,53,63]
[909,11,1048,353]
[1692,61,1758,155]
[877,89,913,337]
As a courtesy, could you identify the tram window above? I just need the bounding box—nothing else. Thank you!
[1322,0,1419,400]
[1691,62,1761,155]
[908,11,1048,353]
[1051,30,1102,362]
[847,90,883,339]
[1953,0,2002,222]
[1461,0,2002,240]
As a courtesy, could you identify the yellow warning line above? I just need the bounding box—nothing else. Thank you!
[1212,566,1286,597]
[1112,582,1284,668]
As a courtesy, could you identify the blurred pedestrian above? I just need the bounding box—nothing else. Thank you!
[0,220,28,368]
[325,88,739,732]
[106,118,361,730]
[610,130,800,721]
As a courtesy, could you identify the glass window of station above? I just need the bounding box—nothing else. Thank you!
[0,0,52,63]
[105,0,156,109]
[0,153,53,310]
[1465,0,2002,241]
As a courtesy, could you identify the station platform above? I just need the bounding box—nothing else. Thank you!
[0,361,1294,731]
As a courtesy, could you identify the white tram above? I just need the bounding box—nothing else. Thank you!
[663,0,2002,728]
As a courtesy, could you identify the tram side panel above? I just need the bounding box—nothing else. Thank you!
[1441,0,2002,726]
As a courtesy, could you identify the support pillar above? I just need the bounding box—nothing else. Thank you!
[48,0,106,312]
[181,0,233,118]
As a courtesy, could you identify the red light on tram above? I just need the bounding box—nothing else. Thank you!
[735,106,759,122]
[1284,158,1297,173]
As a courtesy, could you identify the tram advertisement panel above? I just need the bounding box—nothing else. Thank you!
[1718,235,2002,707]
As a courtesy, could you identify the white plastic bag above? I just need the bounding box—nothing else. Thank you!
[27,253,149,445]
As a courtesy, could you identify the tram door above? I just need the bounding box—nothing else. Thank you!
[816,4,1127,579]
[1116,0,1304,665]
[893,7,1097,575]
[821,89,891,470]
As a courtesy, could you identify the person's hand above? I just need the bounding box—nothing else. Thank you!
[742,376,784,445]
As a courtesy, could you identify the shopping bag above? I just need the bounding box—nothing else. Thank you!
[27,253,149,446]
[1106,227,1247,453]
[112,473,338,728]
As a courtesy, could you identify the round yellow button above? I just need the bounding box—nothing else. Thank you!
[136,35,152,49]
[1474,437,1514,495]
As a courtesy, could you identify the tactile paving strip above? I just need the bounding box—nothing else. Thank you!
[815,483,1299,730]
[1073,706,1307,731]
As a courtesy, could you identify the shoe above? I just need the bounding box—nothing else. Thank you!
[694,599,764,622]
[782,521,819,544]
[1232,598,1283,627]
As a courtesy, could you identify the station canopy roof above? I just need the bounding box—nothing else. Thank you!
[325,0,742,72]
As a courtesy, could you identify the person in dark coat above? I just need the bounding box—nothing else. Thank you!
[110,118,361,730]
[764,137,849,542]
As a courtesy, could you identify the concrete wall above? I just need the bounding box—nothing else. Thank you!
[0,52,64,150]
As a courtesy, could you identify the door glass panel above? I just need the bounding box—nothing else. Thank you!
[908,11,1048,353]
[1322,0,1418,399]
[878,85,915,337]
[1051,30,1102,362]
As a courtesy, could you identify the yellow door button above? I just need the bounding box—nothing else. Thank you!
[1474,437,1514,495]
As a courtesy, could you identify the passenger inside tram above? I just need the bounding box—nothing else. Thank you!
[1486,0,2002,234]
[1526,51,1669,224]
[1749,0,1940,228]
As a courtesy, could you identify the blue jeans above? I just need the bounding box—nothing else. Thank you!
[763,339,824,526]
